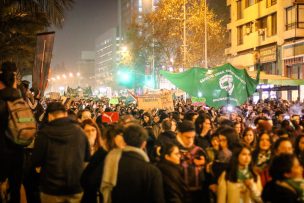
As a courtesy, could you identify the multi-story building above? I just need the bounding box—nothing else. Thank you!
[226,0,304,100]
[118,0,159,41]
[95,28,120,89]
[77,51,95,88]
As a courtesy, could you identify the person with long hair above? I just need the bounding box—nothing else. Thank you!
[241,127,257,151]
[141,112,153,127]
[252,132,273,187]
[195,114,213,149]
[81,119,103,156]
[217,146,262,203]
[234,122,244,140]
[80,124,125,203]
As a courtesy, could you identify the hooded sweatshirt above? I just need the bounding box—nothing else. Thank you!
[32,117,90,195]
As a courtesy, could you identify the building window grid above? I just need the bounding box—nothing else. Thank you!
[271,13,277,36]
[286,5,304,30]
[299,5,304,28]
[237,26,244,45]
[237,0,243,20]
[267,0,277,8]
[245,0,262,8]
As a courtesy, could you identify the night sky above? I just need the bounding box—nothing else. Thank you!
[51,0,117,70]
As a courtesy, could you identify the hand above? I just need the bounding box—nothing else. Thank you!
[209,184,217,193]
[194,156,205,166]
[200,128,210,137]
[244,179,254,190]
[206,162,213,173]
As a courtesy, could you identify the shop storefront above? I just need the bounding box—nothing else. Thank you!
[259,45,278,75]
[282,40,304,101]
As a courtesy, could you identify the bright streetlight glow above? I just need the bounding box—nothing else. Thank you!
[121,73,130,82]
[121,46,128,52]
[69,73,74,77]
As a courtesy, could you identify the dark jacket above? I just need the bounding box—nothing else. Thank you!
[112,151,165,203]
[32,117,90,195]
[157,159,187,203]
[262,180,299,203]
[81,147,107,203]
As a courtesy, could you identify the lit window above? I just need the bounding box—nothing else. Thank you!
[237,26,243,45]
[286,6,297,30]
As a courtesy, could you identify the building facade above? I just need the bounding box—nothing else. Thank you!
[226,0,304,100]
[95,28,120,89]
[77,51,95,88]
[118,0,159,41]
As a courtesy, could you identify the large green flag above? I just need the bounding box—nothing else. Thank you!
[160,63,260,109]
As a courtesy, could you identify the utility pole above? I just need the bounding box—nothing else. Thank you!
[183,0,187,68]
[151,0,156,88]
[204,0,208,68]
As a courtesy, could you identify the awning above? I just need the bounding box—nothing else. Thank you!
[247,71,304,86]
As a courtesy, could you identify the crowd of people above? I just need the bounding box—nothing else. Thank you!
[2,61,304,203]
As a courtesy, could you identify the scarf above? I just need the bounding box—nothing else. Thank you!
[101,146,149,203]
[237,167,253,181]
[284,179,304,201]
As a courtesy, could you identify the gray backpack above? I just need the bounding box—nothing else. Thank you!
[5,98,37,146]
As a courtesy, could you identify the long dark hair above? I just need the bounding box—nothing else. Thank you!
[225,145,258,183]
[81,119,103,152]
[194,113,211,135]
[142,112,153,126]
[252,132,273,165]
[242,127,257,148]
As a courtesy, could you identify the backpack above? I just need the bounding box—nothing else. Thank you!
[180,146,206,191]
[5,98,37,146]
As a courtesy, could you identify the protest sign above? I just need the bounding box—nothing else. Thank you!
[109,98,119,105]
[102,112,119,123]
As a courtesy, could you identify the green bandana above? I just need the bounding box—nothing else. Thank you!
[284,179,304,202]
[237,167,253,181]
